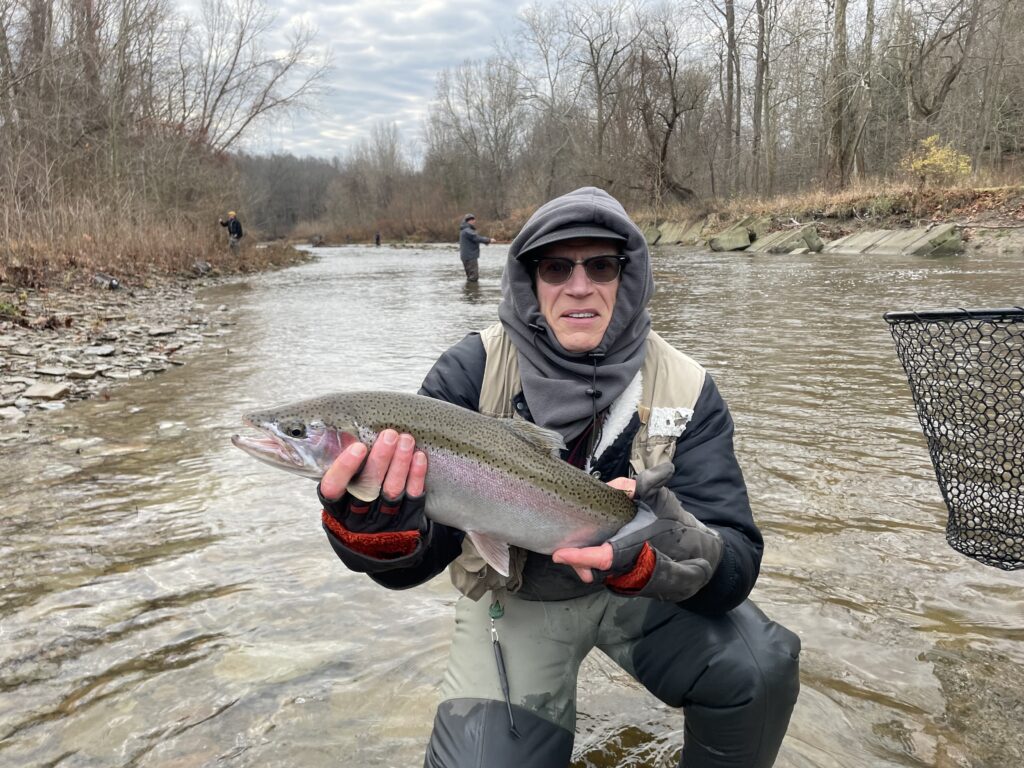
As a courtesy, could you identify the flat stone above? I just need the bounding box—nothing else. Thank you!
[84,345,116,356]
[148,326,177,337]
[35,365,68,376]
[23,382,71,400]
[658,221,692,244]
[0,406,25,422]
[822,225,963,256]
[102,369,132,380]
[66,368,99,379]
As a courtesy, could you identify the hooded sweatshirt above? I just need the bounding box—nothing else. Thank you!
[498,187,655,443]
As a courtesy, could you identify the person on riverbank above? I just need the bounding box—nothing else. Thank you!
[219,211,243,254]
[458,214,493,282]
[317,186,801,767]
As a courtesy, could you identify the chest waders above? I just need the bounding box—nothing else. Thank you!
[423,326,802,768]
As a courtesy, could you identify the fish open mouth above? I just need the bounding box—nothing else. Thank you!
[231,423,304,470]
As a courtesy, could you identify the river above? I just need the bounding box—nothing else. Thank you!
[1,243,1021,767]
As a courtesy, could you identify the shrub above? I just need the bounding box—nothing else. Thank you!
[901,135,972,188]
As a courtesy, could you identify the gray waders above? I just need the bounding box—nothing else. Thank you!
[424,591,800,768]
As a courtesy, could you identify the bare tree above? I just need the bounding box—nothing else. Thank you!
[428,57,526,217]
[567,0,641,167]
[182,0,327,152]
[634,6,710,203]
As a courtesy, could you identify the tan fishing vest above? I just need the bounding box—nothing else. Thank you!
[449,323,707,599]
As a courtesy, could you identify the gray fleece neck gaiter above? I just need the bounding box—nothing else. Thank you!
[497,187,655,442]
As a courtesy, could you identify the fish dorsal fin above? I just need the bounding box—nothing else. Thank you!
[467,531,511,577]
[501,418,565,459]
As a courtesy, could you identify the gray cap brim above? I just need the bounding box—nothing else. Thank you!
[517,224,627,260]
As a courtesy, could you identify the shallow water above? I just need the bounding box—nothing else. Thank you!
[1,243,1022,767]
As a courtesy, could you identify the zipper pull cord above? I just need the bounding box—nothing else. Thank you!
[489,598,521,739]
[585,353,604,468]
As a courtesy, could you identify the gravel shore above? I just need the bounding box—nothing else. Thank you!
[0,278,235,437]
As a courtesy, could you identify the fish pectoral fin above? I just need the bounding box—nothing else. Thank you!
[466,531,512,577]
[501,419,566,458]
[346,476,382,503]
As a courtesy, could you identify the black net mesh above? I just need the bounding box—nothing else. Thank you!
[885,308,1024,570]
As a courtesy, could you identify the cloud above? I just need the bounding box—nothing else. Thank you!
[219,0,533,160]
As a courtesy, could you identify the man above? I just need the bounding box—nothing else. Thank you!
[219,211,243,254]
[458,213,493,282]
[319,187,801,767]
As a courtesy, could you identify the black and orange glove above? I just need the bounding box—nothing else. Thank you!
[602,464,723,600]
[319,483,430,572]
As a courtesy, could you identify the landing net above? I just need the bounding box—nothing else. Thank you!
[885,307,1024,570]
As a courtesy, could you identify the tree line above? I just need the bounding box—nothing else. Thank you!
[2,0,1021,252]
[296,0,1022,240]
[0,0,324,274]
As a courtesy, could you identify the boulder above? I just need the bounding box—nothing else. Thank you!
[709,228,751,252]
[706,215,771,252]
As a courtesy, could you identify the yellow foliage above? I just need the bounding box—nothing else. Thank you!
[901,135,972,187]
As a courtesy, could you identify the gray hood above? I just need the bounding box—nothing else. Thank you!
[498,186,654,442]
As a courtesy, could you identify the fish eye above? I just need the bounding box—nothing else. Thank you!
[283,422,307,439]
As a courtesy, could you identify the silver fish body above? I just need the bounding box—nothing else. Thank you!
[231,391,640,573]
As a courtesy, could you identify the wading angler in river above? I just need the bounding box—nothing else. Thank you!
[235,186,802,768]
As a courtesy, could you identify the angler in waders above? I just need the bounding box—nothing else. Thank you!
[458,214,493,282]
[317,187,801,767]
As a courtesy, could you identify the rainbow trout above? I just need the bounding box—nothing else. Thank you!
[231,390,649,576]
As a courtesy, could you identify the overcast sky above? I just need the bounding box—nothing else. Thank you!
[219,0,534,160]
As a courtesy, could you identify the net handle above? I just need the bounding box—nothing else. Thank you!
[884,307,1024,324]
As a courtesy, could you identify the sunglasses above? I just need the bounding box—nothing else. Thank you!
[531,254,629,285]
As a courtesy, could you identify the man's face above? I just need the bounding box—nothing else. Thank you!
[535,238,621,354]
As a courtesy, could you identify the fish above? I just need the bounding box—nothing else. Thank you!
[231,390,650,576]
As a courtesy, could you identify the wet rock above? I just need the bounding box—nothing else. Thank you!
[147,326,177,337]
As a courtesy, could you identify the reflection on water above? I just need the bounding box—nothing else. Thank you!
[1,244,1022,767]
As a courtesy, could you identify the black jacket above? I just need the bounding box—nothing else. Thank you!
[323,333,764,615]
[221,217,243,238]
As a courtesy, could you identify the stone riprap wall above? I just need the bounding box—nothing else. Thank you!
[644,217,962,257]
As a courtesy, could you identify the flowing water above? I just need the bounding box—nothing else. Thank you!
[1,243,1022,768]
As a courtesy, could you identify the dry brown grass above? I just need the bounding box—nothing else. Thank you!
[1,205,311,288]
[633,182,1024,232]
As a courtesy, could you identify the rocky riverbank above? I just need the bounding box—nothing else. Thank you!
[0,278,240,438]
